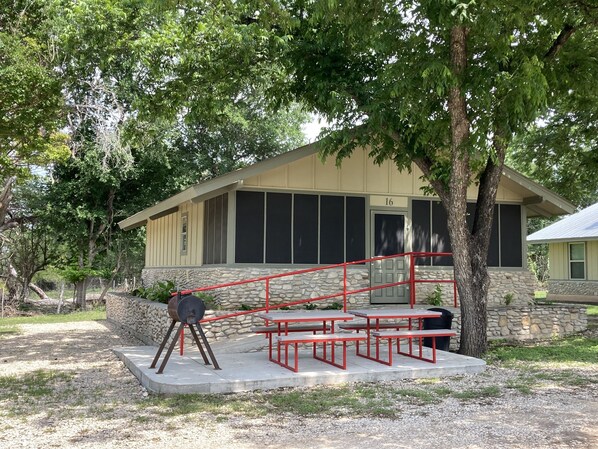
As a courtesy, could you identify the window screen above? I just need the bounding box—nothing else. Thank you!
[235,191,264,263]
[412,200,431,265]
[203,194,228,264]
[293,194,318,263]
[320,195,345,264]
[265,193,292,263]
[346,196,365,262]
[499,204,522,267]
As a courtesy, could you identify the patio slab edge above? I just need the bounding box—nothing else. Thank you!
[113,346,486,395]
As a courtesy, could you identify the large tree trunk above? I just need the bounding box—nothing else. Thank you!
[445,25,490,358]
[74,279,88,309]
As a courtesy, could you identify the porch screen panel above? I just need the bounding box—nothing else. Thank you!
[235,191,264,263]
[320,195,344,264]
[293,194,318,263]
[466,203,499,267]
[203,193,228,264]
[412,200,431,266]
[499,204,522,267]
[432,201,453,266]
[266,193,292,263]
[346,196,365,262]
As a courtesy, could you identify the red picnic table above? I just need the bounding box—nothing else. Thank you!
[347,308,455,364]
[255,310,366,372]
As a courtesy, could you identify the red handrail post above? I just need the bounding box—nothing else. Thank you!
[265,278,270,312]
[343,262,347,312]
[409,253,416,308]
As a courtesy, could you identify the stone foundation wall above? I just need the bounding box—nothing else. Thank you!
[548,280,598,297]
[142,266,537,309]
[106,292,587,349]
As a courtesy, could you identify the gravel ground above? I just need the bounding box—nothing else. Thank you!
[0,319,597,449]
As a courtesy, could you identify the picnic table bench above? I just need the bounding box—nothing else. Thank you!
[372,329,457,365]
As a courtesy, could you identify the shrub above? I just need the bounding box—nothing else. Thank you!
[503,292,515,306]
[132,280,175,304]
[426,285,443,306]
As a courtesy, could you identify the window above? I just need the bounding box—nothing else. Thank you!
[203,194,228,264]
[180,213,188,255]
[411,200,522,267]
[235,191,365,264]
[569,243,585,280]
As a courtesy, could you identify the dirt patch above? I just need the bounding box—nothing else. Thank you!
[0,320,596,449]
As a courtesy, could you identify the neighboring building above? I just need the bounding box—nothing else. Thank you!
[528,202,598,297]
[119,142,574,308]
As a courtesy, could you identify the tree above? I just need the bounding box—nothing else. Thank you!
[38,0,308,307]
[242,0,598,356]
[0,1,68,309]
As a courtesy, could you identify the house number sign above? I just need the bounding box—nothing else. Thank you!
[369,195,408,208]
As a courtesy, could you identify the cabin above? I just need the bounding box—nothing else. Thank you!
[528,202,598,298]
[119,142,574,308]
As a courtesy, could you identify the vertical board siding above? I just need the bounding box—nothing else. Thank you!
[145,201,205,268]
[587,241,598,280]
[239,148,523,201]
[549,242,567,280]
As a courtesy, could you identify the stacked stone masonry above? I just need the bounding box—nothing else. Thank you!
[141,266,537,310]
[548,280,598,297]
[106,293,587,351]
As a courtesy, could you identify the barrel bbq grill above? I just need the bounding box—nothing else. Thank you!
[150,293,220,373]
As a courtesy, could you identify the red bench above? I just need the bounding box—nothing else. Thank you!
[372,329,456,365]
[275,333,368,372]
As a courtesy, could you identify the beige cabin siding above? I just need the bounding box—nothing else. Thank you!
[549,242,568,280]
[243,147,522,201]
[145,201,204,268]
[549,240,598,281]
[588,241,598,280]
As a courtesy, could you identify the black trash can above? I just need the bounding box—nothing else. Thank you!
[423,307,454,351]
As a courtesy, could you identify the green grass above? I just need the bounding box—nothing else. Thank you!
[0,324,20,337]
[0,370,74,401]
[586,305,598,316]
[0,308,106,326]
[488,335,598,365]
[451,386,501,400]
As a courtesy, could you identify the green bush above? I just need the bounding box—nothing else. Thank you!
[426,285,443,306]
[132,280,175,304]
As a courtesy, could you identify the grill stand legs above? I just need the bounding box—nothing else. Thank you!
[150,319,221,374]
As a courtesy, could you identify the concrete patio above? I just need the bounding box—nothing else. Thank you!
[113,334,486,394]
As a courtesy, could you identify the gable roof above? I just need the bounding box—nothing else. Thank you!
[118,141,575,230]
[527,202,598,244]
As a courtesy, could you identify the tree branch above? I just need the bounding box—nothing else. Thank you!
[545,24,576,59]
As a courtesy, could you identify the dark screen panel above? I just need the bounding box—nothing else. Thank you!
[212,195,221,263]
[432,201,453,266]
[320,196,344,264]
[220,194,228,263]
[412,200,431,266]
[235,191,264,263]
[346,196,365,262]
[500,204,522,267]
[466,202,499,267]
[265,193,292,263]
[293,194,318,263]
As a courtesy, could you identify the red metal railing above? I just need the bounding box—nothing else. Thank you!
[174,251,458,323]
[174,251,457,355]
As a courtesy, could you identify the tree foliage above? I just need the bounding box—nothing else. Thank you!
[238,0,598,356]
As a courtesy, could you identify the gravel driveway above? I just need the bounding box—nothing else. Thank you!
[0,320,596,449]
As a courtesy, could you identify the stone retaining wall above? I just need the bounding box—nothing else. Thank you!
[548,280,598,297]
[142,266,537,309]
[106,292,587,350]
